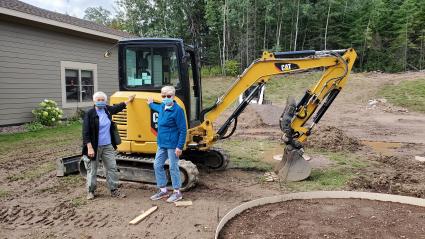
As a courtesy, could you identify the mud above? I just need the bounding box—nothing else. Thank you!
[219,198,425,239]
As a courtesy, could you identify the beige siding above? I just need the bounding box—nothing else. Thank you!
[0,20,120,125]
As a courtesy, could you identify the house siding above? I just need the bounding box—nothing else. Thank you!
[0,20,120,125]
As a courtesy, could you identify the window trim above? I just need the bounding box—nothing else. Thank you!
[60,61,98,108]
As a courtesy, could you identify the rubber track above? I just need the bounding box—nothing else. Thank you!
[115,154,199,191]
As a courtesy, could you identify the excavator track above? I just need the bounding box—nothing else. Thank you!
[183,148,229,171]
[80,154,199,191]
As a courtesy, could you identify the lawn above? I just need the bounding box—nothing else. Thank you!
[378,78,425,112]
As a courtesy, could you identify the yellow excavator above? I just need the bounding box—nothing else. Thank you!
[58,38,356,190]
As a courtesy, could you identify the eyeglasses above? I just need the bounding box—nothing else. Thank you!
[161,95,173,98]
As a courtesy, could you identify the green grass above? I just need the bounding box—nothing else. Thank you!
[0,188,9,198]
[7,161,56,182]
[0,121,81,156]
[70,196,87,207]
[216,139,280,171]
[202,76,234,107]
[285,149,368,191]
[266,72,322,103]
[378,79,425,112]
[201,72,323,108]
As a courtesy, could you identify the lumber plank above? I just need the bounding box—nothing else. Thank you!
[174,201,193,207]
[129,206,158,225]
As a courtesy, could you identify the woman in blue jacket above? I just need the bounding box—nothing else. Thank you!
[147,86,187,202]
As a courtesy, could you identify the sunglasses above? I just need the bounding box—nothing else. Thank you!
[161,95,173,98]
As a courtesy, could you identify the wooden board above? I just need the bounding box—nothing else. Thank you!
[175,201,193,207]
[129,206,158,225]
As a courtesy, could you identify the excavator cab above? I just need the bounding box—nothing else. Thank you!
[110,38,206,158]
[118,38,202,129]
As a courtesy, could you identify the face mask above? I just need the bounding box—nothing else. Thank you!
[95,101,106,108]
[162,98,173,106]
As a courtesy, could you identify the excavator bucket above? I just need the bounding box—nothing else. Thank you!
[275,145,312,182]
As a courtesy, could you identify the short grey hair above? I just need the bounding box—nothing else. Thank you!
[93,91,107,101]
[161,86,176,95]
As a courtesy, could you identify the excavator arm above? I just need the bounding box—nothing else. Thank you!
[188,48,357,148]
[187,48,357,181]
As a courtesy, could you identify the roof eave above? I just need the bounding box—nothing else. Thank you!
[0,6,124,41]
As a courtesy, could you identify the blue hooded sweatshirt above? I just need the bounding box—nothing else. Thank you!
[149,101,187,149]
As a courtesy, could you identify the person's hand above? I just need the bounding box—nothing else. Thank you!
[147,97,153,104]
[125,94,136,105]
[175,148,182,158]
[87,146,95,158]
[128,94,136,102]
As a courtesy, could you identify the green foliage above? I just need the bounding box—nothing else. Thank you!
[224,60,240,76]
[24,121,44,132]
[67,108,85,123]
[101,0,425,73]
[378,79,425,112]
[201,65,223,77]
[84,6,112,26]
[32,99,63,126]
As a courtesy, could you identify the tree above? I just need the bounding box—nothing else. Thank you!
[84,6,113,26]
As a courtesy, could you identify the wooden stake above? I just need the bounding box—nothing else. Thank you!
[175,201,193,207]
[129,206,158,225]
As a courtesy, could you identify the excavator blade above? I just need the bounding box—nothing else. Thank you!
[275,145,311,182]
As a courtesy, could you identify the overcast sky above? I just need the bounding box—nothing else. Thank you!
[20,0,117,19]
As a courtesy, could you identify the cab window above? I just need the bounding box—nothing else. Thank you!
[125,46,180,89]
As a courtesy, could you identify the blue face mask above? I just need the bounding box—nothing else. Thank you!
[95,101,107,108]
[162,98,173,106]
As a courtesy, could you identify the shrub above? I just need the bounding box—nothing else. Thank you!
[24,121,44,132]
[201,65,223,77]
[32,99,63,126]
[224,60,240,76]
[67,108,85,123]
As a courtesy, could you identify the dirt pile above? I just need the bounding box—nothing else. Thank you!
[305,126,362,152]
[219,198,425,239]
[349,155,425,198]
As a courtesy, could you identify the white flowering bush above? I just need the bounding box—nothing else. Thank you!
[32,99,63,126]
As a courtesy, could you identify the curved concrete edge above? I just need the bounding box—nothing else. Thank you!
[215,191,425,239]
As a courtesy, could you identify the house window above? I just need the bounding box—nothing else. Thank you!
[61,61,97,108]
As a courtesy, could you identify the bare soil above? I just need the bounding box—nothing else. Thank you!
[219,198,425,239]
[1,72,425,238]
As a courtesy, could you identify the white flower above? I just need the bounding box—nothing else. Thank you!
[51,118,56,121]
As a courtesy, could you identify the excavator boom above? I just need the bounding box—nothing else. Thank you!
[188,48,357,181]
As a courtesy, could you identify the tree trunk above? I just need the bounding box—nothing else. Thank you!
[324,1,331,50]
[294,0,300,51]
[360,17,371,70]
[222,0,227,75]
[404,18,408,72]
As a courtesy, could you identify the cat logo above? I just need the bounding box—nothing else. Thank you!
[275,63,300,72]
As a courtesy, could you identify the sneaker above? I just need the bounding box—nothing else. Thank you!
[150,190,169,201]
[111,189,126,198]
[87,192,95,200]
[166,192,183,203]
